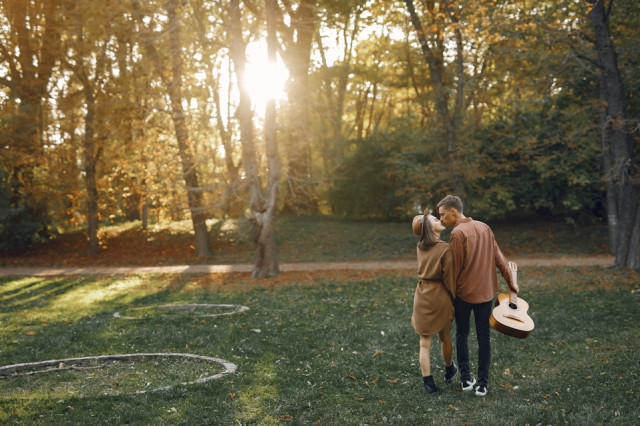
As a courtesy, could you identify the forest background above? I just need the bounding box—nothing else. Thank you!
[0,0,638,276]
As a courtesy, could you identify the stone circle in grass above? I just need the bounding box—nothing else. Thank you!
[112,303,249,319]
[0,353,237,396]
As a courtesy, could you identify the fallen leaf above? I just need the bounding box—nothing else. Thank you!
[503,368,511,375]
[448,404,459,411]
[345,375,357,381]
[387,378,399,383]
[230,392,235,399]
[26,331,37,336]
[357,398,364,402]
[373,349,383,357]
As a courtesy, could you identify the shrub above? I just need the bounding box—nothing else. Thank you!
[0,170,51,253]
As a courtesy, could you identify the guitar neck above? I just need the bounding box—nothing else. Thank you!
[508,261,518,304]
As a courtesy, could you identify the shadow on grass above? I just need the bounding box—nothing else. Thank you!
[1,267,638,425]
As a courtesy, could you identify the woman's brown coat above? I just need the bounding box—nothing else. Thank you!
[411,241,456,335]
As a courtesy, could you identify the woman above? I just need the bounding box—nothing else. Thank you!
[411,209,458,393]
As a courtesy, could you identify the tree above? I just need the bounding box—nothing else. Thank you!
[131,0,212,256]
[0,0,62,249]
[404,0,466,196]
[277,0,320,213]
[588,0,639,270]
[229,0,282,277]
[190,0,244,217]
[62,0,115,254]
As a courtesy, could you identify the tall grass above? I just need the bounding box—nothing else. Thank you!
[1,265,637,424]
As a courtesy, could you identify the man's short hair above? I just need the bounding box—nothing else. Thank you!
[437,195,464,214]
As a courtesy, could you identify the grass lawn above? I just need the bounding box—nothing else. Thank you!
[1,265,638,424]
[0,215,610,267]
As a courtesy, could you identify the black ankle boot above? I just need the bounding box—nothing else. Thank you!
[423,375,439,393]
[445,363,458,383]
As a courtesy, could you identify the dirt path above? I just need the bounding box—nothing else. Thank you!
[0,255,615,277]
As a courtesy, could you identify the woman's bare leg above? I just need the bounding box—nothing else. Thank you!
[419,334,433,376]
[438,321,453,367]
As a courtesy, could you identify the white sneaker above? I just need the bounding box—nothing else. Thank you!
[475,385,487,396]
[461,376,476,391]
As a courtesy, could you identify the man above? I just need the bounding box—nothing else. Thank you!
[436,195,518,397]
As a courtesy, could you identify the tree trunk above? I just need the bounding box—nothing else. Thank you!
[82,89,100,255]
[256,0,282,277]
[590,0,639,270]
[599,79,618,253]
[131,0,212,256]
[229,0,281,277]
[191,6,244,218]
[165,0,212,257]
[68,1,103,255]
[141,178,149,231]
[280,0,318,213]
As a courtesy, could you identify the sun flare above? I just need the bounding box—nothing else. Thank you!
[243,42,289,112]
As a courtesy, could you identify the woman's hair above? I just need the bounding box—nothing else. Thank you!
[418,209,438,251]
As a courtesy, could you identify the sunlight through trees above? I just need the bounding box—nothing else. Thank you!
[0,0,637,270]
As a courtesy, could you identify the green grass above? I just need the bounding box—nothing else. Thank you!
[1,266,638,425]
[2,215,608,267]
[213,215,609,263]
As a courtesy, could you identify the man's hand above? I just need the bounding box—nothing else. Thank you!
[509,283,519,294]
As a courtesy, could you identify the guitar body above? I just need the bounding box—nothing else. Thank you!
[489,261,535,339]
[489,293,534,338]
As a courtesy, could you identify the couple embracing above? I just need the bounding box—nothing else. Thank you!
[410,195,519,397]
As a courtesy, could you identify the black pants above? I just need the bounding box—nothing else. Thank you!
[454,297,493,387]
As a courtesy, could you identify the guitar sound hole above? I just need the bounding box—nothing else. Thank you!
[509,303,518,310]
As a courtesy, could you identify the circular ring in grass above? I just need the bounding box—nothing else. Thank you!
[112,303,249,319]
[0,353,237,395]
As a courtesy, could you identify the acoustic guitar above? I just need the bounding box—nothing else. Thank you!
[489,261,534,339]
